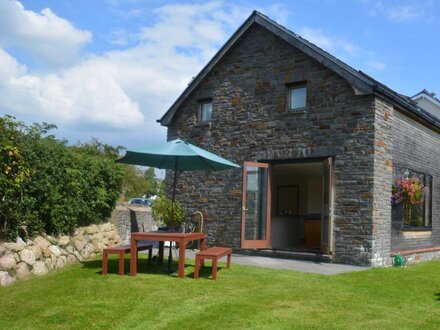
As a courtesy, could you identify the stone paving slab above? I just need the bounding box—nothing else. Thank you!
[148,248,369,275]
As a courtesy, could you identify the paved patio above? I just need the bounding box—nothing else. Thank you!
[153,248,369,275]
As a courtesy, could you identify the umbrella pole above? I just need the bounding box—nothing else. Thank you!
[167,161,178,274]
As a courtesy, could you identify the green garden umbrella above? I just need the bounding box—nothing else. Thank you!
[116,138,240,272]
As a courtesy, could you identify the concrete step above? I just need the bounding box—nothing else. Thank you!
[243,249,332,263]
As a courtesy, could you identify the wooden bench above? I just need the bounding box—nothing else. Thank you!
[102,243,153,275]
[194,246,232,280]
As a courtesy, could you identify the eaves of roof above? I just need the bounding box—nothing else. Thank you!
[157,11,440,132]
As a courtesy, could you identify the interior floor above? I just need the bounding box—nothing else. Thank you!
[271,243,320,253]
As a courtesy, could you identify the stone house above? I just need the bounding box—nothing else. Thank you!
[158,11,440,266]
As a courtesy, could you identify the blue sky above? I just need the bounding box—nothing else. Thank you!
[0,0,439,149]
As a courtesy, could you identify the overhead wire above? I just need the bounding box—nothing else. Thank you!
[0,83,160,124]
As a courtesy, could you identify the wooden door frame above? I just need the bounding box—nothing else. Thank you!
[241,161,271,249]
[321,157,333,254]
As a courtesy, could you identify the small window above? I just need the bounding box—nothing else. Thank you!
[200,101,212,123]
[287,85,307,111]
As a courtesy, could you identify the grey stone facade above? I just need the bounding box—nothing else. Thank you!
[371,98,394,266]
[162,20,439,266]
[167,25,381,265]
[391,111,440,251]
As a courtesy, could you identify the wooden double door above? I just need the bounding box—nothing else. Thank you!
[240,159,333,254]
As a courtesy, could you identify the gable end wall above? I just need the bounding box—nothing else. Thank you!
[167,24,379,266]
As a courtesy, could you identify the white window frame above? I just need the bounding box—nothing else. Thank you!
[200,100,213,123]
[287,84,307,111]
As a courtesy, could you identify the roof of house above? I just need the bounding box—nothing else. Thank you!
[412,89,440,107]
[158,11,440,130]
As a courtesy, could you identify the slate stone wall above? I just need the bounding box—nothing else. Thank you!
[166,24,380,265]
[391,110,440,251]
[371,98,394,266]
[111,205,157,245]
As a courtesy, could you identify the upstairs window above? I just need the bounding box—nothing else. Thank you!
[200,100,212,123]
[287,83,307,111]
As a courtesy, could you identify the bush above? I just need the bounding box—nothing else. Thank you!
[151,193,185,228]
[0,116,124,240]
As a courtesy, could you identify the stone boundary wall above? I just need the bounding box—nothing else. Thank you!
[111,205,157,245]
[0,222,120,287]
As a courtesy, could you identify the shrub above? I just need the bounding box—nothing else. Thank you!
[151,193,185,229]
[0,116,123,240]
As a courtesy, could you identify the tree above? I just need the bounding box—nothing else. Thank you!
[0,116,31,236]
[0,116,31,200]
[120,165,150,200]
[143,167,160,197]
[119,166,161,201]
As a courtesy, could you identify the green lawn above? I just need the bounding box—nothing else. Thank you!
[1,256,440,329]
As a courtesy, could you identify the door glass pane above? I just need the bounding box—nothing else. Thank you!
[321,158,331,248]
[244,166,268,240]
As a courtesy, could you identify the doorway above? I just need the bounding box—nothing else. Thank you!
[271,162,322,251]
[241,159,332,254]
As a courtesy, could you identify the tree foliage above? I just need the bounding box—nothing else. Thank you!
[0,116,123,240]
[0,116,31,202]
[120,165,160,200]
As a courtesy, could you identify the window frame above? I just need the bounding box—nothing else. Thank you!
[286,82,307,112]
[392,165,433,230]
[199,99,213,123]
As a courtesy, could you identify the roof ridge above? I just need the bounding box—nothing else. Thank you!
[158,10,440,131]
[252,11,374,87]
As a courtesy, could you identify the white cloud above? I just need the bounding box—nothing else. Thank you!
[298,27,386,73]
[0,1,258,147]
[358,0,431,22]
[0,49,144,130]
[366,60,386,71]
[299,27,359,57]
[386,5,422,22]
[139,1,245,62]
[108,29,138,46]
[0,48,27,79]
[299,27,337,53]
[0,0,91,68]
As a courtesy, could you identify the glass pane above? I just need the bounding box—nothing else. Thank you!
[425,175,432,227]
[321,158,331,247]
[392,167,432,228]
[290,87,307,110]
[244,166,268,240]
[201,102,212,122]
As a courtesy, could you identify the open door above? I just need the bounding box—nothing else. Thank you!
[321,157,332,254]
[241,162,271,249]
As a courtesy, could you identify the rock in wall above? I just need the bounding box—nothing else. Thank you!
[0,222,120,286]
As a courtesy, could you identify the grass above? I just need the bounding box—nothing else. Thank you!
[1,255,440,330]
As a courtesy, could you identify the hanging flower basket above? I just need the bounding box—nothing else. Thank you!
[391,177,426,226]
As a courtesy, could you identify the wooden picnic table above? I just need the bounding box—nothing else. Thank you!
[130,232,206,278]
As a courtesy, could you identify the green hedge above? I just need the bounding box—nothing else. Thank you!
[0,116,124,240]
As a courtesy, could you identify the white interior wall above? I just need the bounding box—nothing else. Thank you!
[307,176,322,214]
